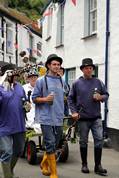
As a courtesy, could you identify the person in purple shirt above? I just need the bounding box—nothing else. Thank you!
[0,64,27,178]
[68,58,109,176]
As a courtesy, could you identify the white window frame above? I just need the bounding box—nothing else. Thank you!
[56,4,64,46]
[46,6,53,39]
[66,68,76,87]
[29,34,34,56]
[37,42,42,57]
[89,0,97,34]
[84,0,97,37]
[0,17,3,50]
[6,22,13,54]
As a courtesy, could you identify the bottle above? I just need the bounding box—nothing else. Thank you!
[93,88,98,100]
[48,91,54,105]
[71,127,76,143]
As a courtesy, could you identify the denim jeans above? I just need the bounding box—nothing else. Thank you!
[12,132,25,157]
[41,125,63,154]
[0,135,13,162]
[78,119,103,148]
[0,132,25,163]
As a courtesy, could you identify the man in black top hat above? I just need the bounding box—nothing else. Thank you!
[68,58,109,176]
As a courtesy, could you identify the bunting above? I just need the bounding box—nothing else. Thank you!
[71,0,76,6]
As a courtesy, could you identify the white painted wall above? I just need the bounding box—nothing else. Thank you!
[42,0,119,130]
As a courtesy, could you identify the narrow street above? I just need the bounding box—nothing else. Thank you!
[0,141,119,178]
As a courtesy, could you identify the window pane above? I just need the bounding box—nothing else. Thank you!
[6,23,13,54]
[47,7,53,38]
[37,42,42,56]
[67,68,76,87]
[0,19,2,49]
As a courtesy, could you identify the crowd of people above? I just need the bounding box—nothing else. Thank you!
[0,55,109,178]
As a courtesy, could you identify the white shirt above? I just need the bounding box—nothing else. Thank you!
[23,83,42,134]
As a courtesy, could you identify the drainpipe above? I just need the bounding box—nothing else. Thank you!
[103,0,110,139]
[15,23,18,66]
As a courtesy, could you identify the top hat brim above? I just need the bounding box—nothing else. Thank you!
[27,74,38,78]
[1,63,16,75]
[45,56,63,68]
[80,64,95,70]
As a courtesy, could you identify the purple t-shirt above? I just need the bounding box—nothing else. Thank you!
[0,82,26,136]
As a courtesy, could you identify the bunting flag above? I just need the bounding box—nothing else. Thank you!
[43,9,53,17]
[14,43,18,49]
[71,0,76,6]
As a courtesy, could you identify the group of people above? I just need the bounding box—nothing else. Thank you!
[0,54,109,178]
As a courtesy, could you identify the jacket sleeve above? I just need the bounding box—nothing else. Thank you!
[100,80,109,102]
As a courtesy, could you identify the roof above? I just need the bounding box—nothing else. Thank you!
[41,0,52,15]
[0,5,42,37]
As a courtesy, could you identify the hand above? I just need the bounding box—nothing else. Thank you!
[24,102,31,112]
[72,112,80,121]
[93,93,103,101]
[46,93,54,104]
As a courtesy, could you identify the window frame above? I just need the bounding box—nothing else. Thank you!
[84,0,97,38]
[56,3,64,47]
[6,22,14,54]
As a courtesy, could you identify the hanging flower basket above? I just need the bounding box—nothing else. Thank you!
[19,51,26,57]
[23,57,29,63]
[29,56,37,63]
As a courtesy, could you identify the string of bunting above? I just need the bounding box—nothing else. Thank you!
[39,0,76,27]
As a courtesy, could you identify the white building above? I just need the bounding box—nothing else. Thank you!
[41,0,119,150]
[0,5,42,67]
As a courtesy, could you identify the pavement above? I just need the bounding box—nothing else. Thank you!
[0,140,119,178]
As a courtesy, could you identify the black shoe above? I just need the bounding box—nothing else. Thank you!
[94,165,107,176]
[81,164,90,173]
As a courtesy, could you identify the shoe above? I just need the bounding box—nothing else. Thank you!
[81,164,90,173]
[94,165,107,176]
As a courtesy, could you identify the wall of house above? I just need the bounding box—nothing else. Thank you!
[107,1,119,130]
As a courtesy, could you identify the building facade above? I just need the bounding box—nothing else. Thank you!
[0,5,42,67]
[41,0,119,150]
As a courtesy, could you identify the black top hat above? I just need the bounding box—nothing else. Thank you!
[1,63,16,75]
[80,58,95,70]
[45,54,63,69]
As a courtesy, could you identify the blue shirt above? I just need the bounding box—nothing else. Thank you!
[68,77,109,120]
[32,75,64,126]
[0,82,26,136]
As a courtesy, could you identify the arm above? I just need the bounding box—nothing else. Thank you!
[32,78,54,104]
[68,82,79,120]
[93,80,109,102]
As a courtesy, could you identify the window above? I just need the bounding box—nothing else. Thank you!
[46,7,53,39]
[6,23,13,54]
[65,68,76,87]
[84,0,97,37]
[93,65,98,77]
[56,4,64,46]
[37,42,42,57]
[29,34,34,56]
[0,18,2,50]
